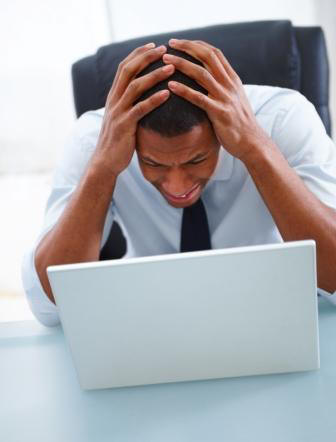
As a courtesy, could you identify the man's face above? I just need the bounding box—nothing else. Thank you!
[136,120,220,208]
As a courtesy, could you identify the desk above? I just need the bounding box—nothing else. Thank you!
[1,297,335,442]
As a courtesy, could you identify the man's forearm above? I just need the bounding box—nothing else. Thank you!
[35,156,117,304]
[242,139,336,293]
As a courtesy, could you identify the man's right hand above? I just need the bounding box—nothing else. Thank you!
[92,43,174,177]
[34,44,174,306]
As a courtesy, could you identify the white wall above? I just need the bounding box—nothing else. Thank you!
[1,0,335,174]
[108,0,316,41]
[0,0,111,173]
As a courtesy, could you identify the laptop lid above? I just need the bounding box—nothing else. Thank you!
[47,240,319,390]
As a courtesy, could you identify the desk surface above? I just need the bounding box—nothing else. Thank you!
[1,297,335,442]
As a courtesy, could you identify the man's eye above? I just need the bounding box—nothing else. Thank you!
[144,161,162,168]
[189,158,206,165]
[149,163,162,167]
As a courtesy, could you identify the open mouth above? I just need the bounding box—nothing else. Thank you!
[162,184,201,204]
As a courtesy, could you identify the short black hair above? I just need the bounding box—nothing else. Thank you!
[135,44,209,137]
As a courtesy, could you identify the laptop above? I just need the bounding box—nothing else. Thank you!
[47,240,319,390]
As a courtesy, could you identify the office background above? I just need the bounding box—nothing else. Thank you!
[1,0,335,321]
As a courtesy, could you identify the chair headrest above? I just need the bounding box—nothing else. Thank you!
[95,20,300,106]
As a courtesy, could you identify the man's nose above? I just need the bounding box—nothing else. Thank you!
[161,167,193,196]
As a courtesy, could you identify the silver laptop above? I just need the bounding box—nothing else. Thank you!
[47,240,319,390]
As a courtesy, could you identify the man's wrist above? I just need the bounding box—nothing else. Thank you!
[239,133,279,171]
[88,152,120,186]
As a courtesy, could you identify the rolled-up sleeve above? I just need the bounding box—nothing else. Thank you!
[21,109,114,326]
[22,242,61,327]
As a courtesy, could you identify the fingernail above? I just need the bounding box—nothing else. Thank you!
[168,81,178,88]
[163,54,173,61]
[169,39,178,46]
[145,42,155,48]
[160,90,169,98]
[157,45,166,52]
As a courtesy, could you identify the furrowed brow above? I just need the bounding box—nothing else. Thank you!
[140,151,210,167]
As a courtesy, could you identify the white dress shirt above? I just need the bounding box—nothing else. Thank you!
[22,85,336,326]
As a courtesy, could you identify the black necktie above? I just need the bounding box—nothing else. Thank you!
[180,198,212,252]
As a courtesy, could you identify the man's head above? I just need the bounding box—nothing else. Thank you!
[136,46,209,136]
[135,45,220,208]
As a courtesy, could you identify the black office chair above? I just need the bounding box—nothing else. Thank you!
[71,20,331,259]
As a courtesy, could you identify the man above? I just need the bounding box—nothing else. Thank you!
[22,39,336,326]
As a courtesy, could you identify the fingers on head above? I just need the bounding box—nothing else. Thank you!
[123,65,174,106]
[112,45,166,101]
[170,81,217,114]
[170,39,237,83]
[116,43,155,74]
[194,41,238,80]
[131,90,169,121]
[119,45,166,81]
[163,54,219,96]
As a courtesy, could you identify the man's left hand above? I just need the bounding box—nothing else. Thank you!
[163,39,269,162]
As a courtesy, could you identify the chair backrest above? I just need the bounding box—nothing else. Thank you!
[72,20,331,135]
